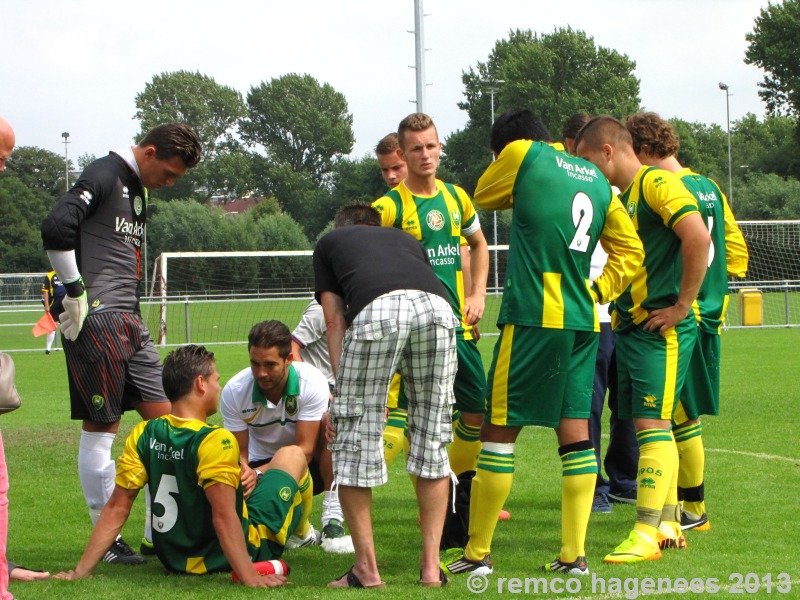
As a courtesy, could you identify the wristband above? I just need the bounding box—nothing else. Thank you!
[64,278,86,298]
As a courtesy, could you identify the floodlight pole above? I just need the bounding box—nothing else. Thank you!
[61,132,70,192]
[718,82,733,207]
[480,79,505,294]
[413,0,427,113]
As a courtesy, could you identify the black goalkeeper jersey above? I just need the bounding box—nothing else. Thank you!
[41,152,147,314]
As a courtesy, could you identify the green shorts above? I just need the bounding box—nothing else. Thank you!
[454,335,487,414]
[485,324,598,428]
[245,469,303,560]
[674,330,719,424]
[615,316,697,421]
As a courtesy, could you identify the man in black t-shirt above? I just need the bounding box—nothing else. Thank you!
[41,123,201,565]
[314,203,457,588]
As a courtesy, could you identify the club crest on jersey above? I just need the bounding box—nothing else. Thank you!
[627,201,637,219]
[91,395,105,410]
[133,196,143,216]
[285,395,298,416]
[279,486,292,502]
[450,210,461,228]
[426,210,445,231]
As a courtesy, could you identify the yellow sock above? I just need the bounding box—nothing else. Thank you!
[449,418,481,476]
[560,447,597,562]
[383,409,408,465]
[660,434,681,537]
[465,449,513,560]
[633,429,675,540]
[675,422,705,516]
[293,468,314,538]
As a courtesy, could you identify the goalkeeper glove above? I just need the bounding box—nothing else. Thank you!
[60,278,88,341]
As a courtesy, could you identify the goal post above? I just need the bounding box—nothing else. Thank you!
[148,250,314,346]
[145,221,799,347]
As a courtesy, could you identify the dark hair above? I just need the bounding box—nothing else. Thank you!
[573,115,632,153]
[398,113,437,148]
[375,132,400,156]
[162,345,216,402]
[562,113,592,143]
[139,123,202,168]
[490,109,551,155]
[248,320,292,357]
[334,202,382,228]
[625,112,680,158]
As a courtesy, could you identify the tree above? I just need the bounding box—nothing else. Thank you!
[5,146,70,197]
[242,73,354,185]
[135,71,246,154]
[446,28,640,193]
[745,0,800,117]
[669,119,728,183]
[0,176,51,272]
[734,172,800,219]
[134,71,247,201]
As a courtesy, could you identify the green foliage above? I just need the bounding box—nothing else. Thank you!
[0,175,51,272]
[5,146,70,197]
[134,70,246,154]
[733,113,800,179]
[329,155,386,206]
[670,119,728,182]
[242,73,354,184]
[447,27,640,192]
[144,199,311,294]
[732,172,800,220]
[745,0,800,117]
[77,153,96,170]
[134,70,247,201]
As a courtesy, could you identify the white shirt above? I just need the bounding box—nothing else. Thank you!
[590,244,611,324]
[291,300,334,384]
[220,361,328,462]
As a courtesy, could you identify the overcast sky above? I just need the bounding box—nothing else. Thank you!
[1,0,769,163]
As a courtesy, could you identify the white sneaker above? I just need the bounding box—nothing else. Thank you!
[285,524,322,550]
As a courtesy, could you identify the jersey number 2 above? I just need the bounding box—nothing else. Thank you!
[153,474,179,533]
[569,192,594,253]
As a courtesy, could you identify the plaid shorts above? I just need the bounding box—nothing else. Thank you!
[330,290,458,487]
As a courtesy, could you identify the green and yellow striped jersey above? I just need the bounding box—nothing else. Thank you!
[613,166,700,331]
[474,140,643,331]
[372,179,480,336]
[677,169,749,333]
[117,416,261,574]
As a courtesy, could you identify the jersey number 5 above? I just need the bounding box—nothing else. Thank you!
[569,192,594,253]
[153,474,179,533]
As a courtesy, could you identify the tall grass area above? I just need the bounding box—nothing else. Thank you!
[3,327,798,598]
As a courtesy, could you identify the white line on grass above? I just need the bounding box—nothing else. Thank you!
[706,448,799,463]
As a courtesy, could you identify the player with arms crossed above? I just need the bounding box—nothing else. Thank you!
[41,123,202,563]
[625,113,748,534]
[443,109,643,577]
[574,116,710,563]
[55,345,307,587]
[372,114,490,477]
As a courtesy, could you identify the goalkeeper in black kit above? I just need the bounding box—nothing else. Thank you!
[40,123,202,564]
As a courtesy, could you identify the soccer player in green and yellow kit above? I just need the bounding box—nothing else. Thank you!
[575,116,711,563]
[443,109,643,576]
[56,345,313,588]
[373,114,490,477]
[625,113,748,535]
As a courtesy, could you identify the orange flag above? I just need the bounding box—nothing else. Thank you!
[32,312,57,337]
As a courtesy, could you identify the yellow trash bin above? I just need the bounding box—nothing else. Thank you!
[738,288,763,326]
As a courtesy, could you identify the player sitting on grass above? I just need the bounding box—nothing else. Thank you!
[56,345,313,588]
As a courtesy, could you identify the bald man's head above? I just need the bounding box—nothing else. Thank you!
[0,117,15,172]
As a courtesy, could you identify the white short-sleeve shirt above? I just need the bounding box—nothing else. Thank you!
[220,361,328,462]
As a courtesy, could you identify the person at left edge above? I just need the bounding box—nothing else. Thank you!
[40,123,202,564]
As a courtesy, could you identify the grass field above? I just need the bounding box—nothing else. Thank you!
[2,326,800,599]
